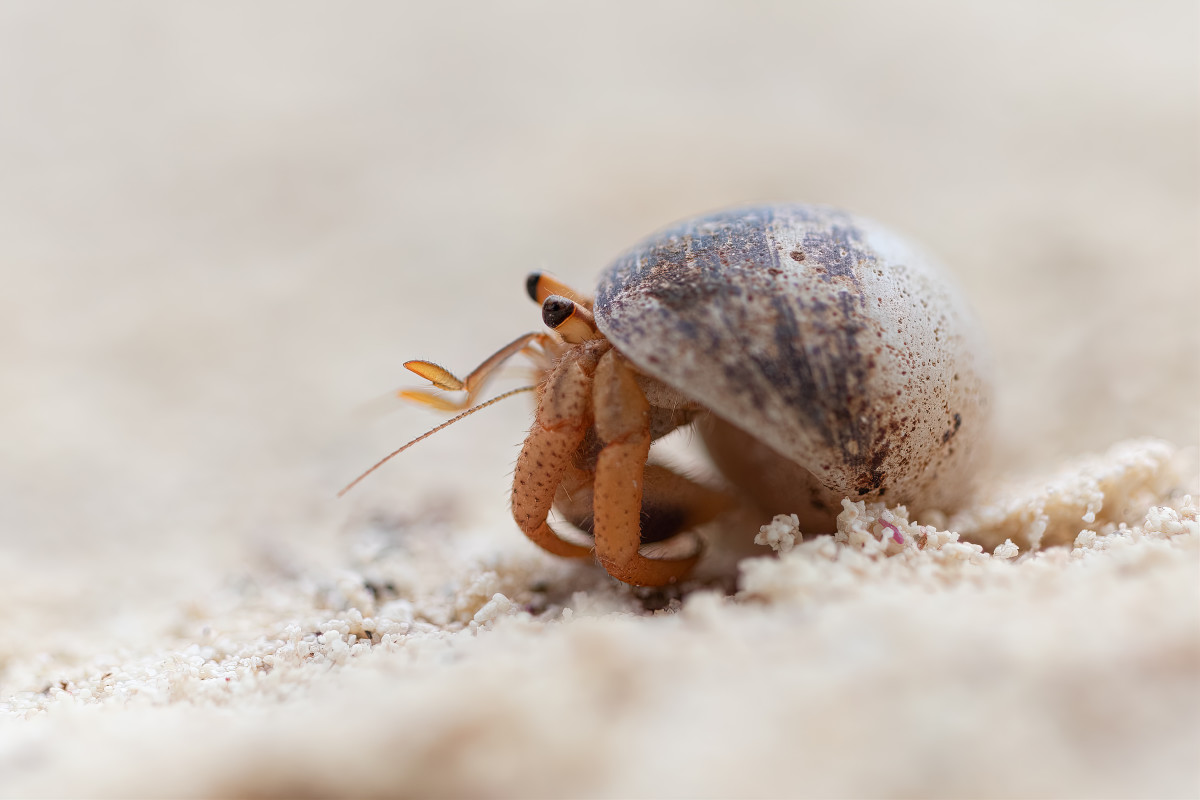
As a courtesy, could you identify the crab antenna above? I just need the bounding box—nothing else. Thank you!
[337,385,537,498]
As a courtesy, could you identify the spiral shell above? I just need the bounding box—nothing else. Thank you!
[594,204,991,529]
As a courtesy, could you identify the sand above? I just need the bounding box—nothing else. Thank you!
[1,3,1197,798]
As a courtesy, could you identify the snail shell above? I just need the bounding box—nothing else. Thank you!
[594,204,991,531]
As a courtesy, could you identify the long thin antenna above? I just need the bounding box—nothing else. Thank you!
[337,385,537,497]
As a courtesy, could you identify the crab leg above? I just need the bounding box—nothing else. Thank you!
[637,464,732,542]
[591,350,702,586]
[511,350,598,559]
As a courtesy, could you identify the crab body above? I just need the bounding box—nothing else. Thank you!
[381,204,992,586]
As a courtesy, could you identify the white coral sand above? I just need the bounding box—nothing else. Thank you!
[1,439,1195,798]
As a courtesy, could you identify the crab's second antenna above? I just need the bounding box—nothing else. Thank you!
[338,385,536,497]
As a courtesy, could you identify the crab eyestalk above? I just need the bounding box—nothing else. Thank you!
[542,294,601,344]
[526,271,593,309]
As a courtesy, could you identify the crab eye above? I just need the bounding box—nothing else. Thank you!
[541,294,600,343]
[541,295,576,329]
[525,272,543,303]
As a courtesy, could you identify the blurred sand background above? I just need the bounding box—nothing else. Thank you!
[0,2,1196,797]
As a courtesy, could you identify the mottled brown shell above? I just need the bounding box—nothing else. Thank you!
[594,204,991,526]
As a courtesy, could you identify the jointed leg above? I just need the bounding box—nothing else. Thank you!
[550,461,730,547]
[591,350,703,585]
[511,350,601,559]
[637,464,732,544]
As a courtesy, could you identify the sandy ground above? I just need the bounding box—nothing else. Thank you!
[0,2,1196,797]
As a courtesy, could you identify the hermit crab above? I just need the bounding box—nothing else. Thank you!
[343,205,992,586]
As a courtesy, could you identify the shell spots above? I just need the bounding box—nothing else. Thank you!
[589,203,991,522]
[941,412,964,444]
